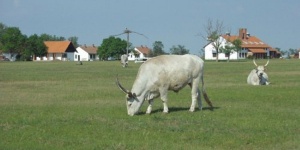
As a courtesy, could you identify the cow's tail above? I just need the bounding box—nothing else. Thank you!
[201,75,213,109]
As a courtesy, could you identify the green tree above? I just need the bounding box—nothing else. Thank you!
[288,48,298,55]
[220,38,242,62]
[232,38,242,59]
[40,33,65,41]
[152,41,165,56]
[0,22,7,48]
[170,45,189,55]
[68,36,79,47]
[1,27,26,57]
[98,36,127,60]
[26,34,47,58]
[275,47,286,58]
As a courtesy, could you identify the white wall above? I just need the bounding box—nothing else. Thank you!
[75,47,89,61]
[128,52,136,61]
[204,37,247,60]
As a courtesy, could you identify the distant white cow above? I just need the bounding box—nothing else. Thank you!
[116,54,213,116]
[120,54,128,67]
[247,59,270,85]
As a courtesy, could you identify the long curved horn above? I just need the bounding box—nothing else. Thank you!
[253,59,258,67]
[116,77,129,94]
[264,59,269,67]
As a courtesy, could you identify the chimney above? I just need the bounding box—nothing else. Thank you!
[92,44,95,47]
[239,28,247,39]
[225,32,230,36]
[84,44,87,48]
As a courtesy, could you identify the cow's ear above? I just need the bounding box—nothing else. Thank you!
[128,92,137,98]
[128,92,133,98]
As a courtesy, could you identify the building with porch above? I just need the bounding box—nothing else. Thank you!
[204,28,280,60]
[33,41,77,61]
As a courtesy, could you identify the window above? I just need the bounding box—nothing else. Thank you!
[75,55,77,59]
[213,53,216,57]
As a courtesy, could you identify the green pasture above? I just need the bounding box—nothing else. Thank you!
[0,59,299,149]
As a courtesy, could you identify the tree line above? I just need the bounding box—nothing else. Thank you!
[0,23,78,61]
[1,22,190,61]
[97,37,190,60]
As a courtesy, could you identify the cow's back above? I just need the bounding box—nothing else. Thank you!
[134,55,203,91]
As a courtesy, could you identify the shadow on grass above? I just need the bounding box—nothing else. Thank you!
[137,106,220,115]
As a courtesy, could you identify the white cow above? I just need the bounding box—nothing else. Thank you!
[247,59,270,85]
[120,54,128,67]
[116,54,213,116]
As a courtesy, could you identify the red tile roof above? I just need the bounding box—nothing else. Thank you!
[222,35,271,49]
[221,28,280,54]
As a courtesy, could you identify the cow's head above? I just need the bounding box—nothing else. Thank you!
[116,77,142,116]
[253,59,269,85]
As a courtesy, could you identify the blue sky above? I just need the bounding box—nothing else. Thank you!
[1,0,299,54]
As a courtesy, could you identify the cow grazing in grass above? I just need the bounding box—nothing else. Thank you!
[116,54,213,116]
[120,54,128,67]
[247,59,270,85]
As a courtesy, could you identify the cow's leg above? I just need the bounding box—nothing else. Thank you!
[159,90,169,113]
[189,79,200,112]
[146,99,153,114]
[197,88,202,110]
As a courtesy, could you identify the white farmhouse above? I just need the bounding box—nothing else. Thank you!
[204,28,280,60]
[75,44,99,61]
[34,41,77,61]
[128,45,151,61]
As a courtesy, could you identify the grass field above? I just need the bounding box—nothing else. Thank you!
[0,59,299,150]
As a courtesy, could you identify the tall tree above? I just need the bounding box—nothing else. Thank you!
[152,41,165,56]
[68,36,79,47]
[231,38,242,59]
[1,27,26,55]
[98,36,127,60]
[0,22,7,48]
[26,34,47,58]
[170,45,189,55]
[202,19,225,62]
[40,33,65,41]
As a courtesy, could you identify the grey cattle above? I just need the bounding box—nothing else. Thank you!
[120,54,128,67]
[247,59,270,85]
[116,54,213,116]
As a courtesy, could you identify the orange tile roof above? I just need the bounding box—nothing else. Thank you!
[222,35,270,48]
[219,28,281,57]
[135,46,150,55]
[44,41,73,53]
[79,45,98,54]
